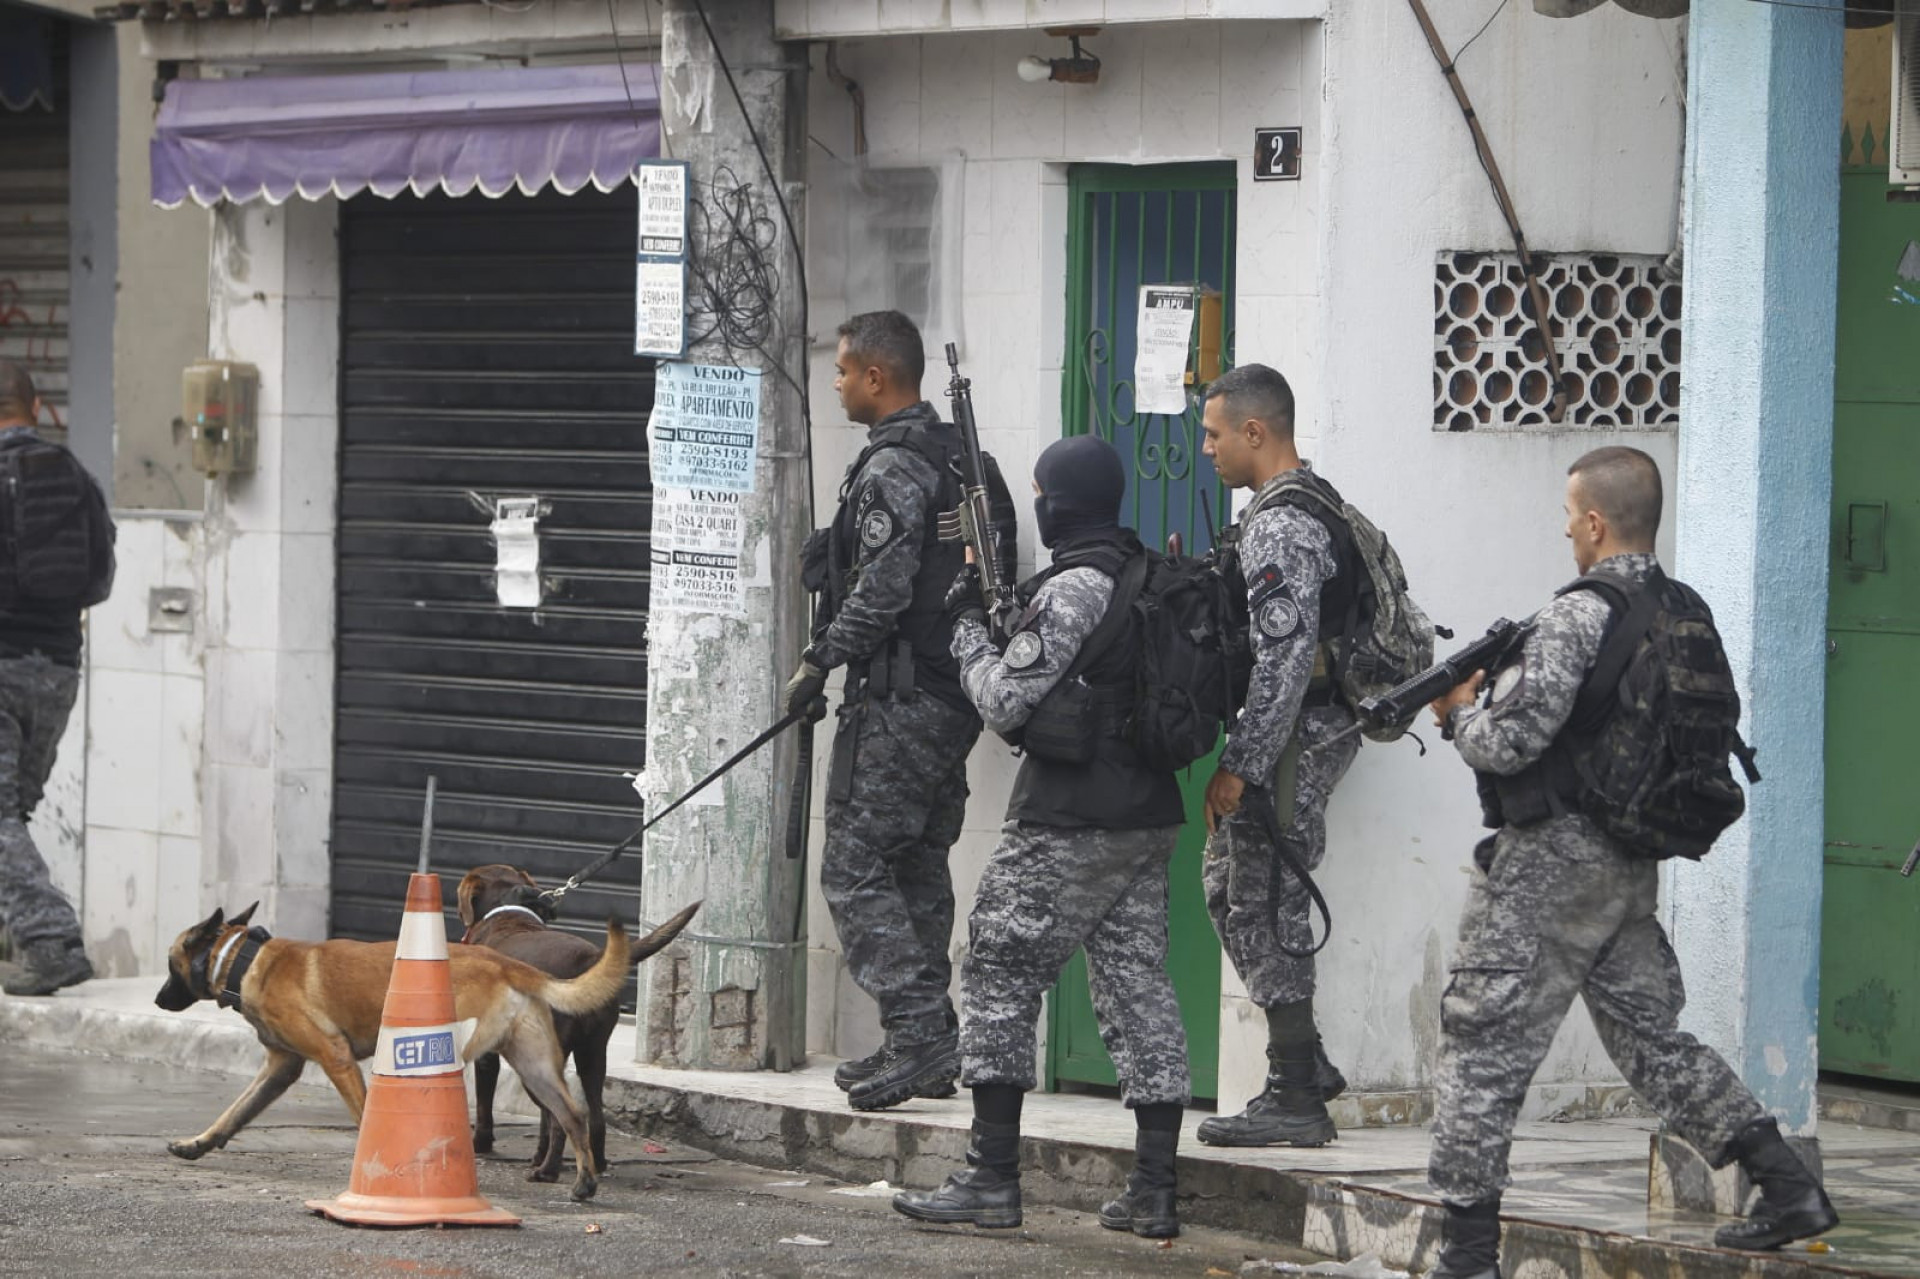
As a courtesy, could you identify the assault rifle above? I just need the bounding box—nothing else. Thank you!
[938,343,1020,641]
[1311,617,1531,755]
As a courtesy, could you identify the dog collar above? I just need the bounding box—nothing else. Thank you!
[481,904,547,926]
[211,927,272,1011]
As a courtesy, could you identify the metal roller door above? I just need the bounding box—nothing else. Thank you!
[331,188,652,978]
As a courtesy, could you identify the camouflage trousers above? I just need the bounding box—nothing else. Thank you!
[1428,817,1766,1203]
[1203,705,1359,1008]
[0,654,82,948]
[961,821,1190,1107]
[822,690,980,1048]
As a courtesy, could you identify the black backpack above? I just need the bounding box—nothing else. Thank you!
[0,433,116,611]
[1125,545,1253,771]
[1560,567,1760,860]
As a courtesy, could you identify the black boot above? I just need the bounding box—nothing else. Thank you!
[0,938,92,997]
[892,1120,1022,1228]
[1429,1197,1502,1279]
[834,1044,889,1092]
[848,1034,961,1111]
[1312,1036,1347,1102]
[1713,1117,1839,1250]
[1099,1115,1180,1238]
[1195,1041,1336,1147]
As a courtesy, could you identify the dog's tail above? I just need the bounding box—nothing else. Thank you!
[541,919,632,1016]
[632,900,701,964]
[539,901,702,1016]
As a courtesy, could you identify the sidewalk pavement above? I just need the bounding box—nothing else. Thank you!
[4,978,1916,1278]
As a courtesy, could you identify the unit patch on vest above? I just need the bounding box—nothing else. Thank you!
[859,507,895,549]
[1003,630,1044,671]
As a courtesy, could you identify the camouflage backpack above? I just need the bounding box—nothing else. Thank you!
[1256,469,1438,742]
[1559,567,1761,860]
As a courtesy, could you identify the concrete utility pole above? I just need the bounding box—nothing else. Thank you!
[634,0,810,1071]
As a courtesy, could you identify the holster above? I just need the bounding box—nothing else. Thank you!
[828,692,865,805]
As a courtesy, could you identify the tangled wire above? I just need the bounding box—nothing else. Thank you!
[685,164,796,393]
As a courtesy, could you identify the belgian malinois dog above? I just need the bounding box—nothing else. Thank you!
[154,903,669,1202]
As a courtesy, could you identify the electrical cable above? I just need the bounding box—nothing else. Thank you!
[1453,0,1511,64]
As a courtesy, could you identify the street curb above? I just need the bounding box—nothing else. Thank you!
[0,993,1870,1277]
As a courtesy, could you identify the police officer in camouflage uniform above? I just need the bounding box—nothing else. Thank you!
[892,434,1191,1237]
[786,312,985,1111]
[1193,363,1353,1148]
[1421,447,1838,1277]
[0,361,98,997]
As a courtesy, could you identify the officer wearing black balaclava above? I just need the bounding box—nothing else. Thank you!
[895,435,1193,1241]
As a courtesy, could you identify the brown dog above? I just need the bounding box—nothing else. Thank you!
[155,902,638,1201]
[456,864,699,1183]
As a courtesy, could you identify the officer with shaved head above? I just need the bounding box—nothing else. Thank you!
[1421,446,1837,1276]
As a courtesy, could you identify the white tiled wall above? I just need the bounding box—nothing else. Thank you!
[78,196,344,978]
[799,19,1323,1066]
[81,512,206,975]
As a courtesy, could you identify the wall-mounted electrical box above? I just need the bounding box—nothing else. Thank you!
[182,360,259,476]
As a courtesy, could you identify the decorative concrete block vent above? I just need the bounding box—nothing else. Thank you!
[1433,251,1683,432]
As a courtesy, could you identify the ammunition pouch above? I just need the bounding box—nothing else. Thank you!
[1015,680,1131,765]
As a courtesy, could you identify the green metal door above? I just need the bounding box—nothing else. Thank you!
[1046,163,1235,1099]
[1821,166,1920,1081]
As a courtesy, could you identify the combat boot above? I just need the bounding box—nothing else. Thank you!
[0,938,92,997]
[892,1120,1022,1228]
[847,1034,961,1111]
[1196,1041,1336,1147]
[834,1045,889,1092]
[1713,1117,1839,1250]
[1099,1123,1181,1238]
[1428,1197,1502,1279]
[1312,1036,1347,1102]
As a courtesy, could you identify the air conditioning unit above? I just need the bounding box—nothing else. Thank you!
[1896,0,1920,186]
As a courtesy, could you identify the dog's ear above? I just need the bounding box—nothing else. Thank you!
[187,906,225,944]
[229,901,260,929]
[515,867,538,889]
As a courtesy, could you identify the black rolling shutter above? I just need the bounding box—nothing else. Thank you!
[331,188,652,987]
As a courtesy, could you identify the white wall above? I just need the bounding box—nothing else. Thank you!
[800,3,1689,1120]
[1302,3,1684,1111]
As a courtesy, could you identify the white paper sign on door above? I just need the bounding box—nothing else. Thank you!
[1134,285,1198,416]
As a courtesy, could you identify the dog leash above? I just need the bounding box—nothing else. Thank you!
[542,704,817,906]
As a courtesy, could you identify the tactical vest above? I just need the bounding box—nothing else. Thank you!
[822,415,1008,710]
[1007,530,1185,831]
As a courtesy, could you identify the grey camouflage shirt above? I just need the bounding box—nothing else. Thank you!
[1218,476,1338,783]
[1449,552,1661,775]
[810,402,946,671]
[952,567,1113,736]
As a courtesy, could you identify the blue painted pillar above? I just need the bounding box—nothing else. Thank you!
[1671,0,1842,1137]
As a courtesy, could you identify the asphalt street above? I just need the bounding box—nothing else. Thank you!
[0,1045,1320,1278]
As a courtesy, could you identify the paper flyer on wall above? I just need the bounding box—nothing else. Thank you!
[650,488,748,618]
[1134,285,1198,416]
[647,362,763,493]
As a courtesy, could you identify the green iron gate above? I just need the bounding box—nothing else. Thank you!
[1047,163,1236,1099]
[1821,164,1920,1082]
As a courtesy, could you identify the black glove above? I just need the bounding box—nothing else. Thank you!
[784,657,827,717]
[945,564,986,629]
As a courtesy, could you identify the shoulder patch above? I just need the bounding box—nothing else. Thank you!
[1489,661,1525,707]
[1002,630,1045,671]
[859,507,895,549]
[1257,595,1301,640]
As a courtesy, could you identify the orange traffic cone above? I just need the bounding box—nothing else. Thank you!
[308,873,520,1227]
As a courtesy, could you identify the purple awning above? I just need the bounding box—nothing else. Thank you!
[151,64,661,208]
